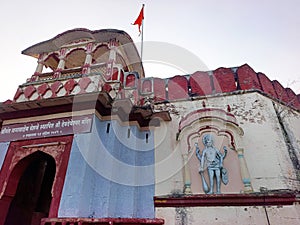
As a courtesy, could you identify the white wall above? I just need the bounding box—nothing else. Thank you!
[154,92,300,195]
[156,205,300,225]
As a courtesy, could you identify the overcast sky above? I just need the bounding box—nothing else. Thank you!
[0,0,299,102]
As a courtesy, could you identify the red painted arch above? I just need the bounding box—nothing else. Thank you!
[0,135,73,225]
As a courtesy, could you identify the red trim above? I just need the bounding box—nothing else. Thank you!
[0,135,73,224]
[13,87,24,100]
[179,108,238,131]
[64,79,77,94]
[37,83,51,96]
[154,192,298,207]
[41,217,164,225]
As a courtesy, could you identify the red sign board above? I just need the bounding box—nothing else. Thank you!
[0,115,93,142]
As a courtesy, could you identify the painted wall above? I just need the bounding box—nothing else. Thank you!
[278,103,300,190]
[0,142,9,171]
[154,91,300,196]
[156,205,300,225]
[58,116,155,218]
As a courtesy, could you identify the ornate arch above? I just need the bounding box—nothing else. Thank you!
[177,108,252,194]
[0,136,73,225]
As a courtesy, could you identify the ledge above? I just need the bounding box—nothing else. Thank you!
[154,190,299,207]
[0,92,171,130]
[41,217,164,225]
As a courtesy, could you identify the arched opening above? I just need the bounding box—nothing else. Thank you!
[65,48,86,69]
[4,151,56,225]
[93,45,109,64]
[44,53,59,71]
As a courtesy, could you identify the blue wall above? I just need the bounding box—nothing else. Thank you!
[0,142,9,170]
[58,116,155,218]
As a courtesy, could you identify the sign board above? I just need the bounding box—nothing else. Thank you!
[0,115,93,142]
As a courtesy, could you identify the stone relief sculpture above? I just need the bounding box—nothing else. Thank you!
[195,133,228,194]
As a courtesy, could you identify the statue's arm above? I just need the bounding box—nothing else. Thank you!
[223,146,228,158]
[196,149,201,161]
[196,146,201,161]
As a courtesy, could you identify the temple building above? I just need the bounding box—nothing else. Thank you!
[0,28,299,225]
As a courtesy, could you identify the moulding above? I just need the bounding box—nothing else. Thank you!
[154,191,299,207]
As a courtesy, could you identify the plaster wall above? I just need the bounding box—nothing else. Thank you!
[154,92,300,195]
[154,118,184,196]
[156,204,300,225]
[282,109,300,154]
[58,116,155,218]
[278,104,300,189]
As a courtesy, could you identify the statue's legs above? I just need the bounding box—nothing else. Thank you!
[215,169,221,194]
[207,169,214,194]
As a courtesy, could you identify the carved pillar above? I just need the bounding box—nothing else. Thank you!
[237,148,253,193]
[105,39,117,80]
[30,54,45,82]
[178,133,192,195]
[54,48,67,78]
[182,145,192,194]
[108,39,117,61]
[182,153,192,194]
[35,55,44,74]
[82,42,94,75]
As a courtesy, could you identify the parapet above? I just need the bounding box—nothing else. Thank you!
[8,63,300,112]
[2,28,299,111]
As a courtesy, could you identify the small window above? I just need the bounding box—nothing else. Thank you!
[127,128,131,138]
[106,123,110,133]
[125,74,136,87]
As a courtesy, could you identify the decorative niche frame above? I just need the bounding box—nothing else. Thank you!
[176,108,252,194]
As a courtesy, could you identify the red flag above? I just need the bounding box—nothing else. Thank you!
[132,5,144,33]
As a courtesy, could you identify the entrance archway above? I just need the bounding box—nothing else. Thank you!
[4,151,56,225]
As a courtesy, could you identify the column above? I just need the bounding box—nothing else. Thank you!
[182,153,192,194]
[105,39,117,80]
[30,54,45,82]
[54,48,67,78]
[237,148,253,193]
[82,42,94,75]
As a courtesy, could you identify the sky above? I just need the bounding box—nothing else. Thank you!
[0,0,299,102]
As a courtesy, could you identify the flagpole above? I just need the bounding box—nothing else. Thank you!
[140,4,145,62]
[132,4,145,62]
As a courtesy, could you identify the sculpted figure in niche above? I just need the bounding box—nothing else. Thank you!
[196,133,228,194]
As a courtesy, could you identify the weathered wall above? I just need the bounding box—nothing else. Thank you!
[156,205,300,225]
[276,103,300,189]
[154,91,300,196]
[58,116,155,218]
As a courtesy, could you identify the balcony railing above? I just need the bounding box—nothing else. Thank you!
[32,63,107,83]
[90,63,107,75]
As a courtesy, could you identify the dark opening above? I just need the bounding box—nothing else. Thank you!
[4,152,56,225]
[106,123,110,133]
[127,128,131,138]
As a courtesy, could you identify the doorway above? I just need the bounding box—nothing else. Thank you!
[4,151,56,225]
